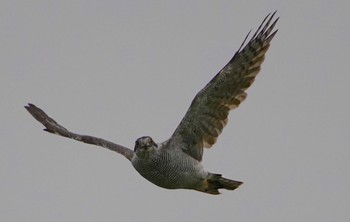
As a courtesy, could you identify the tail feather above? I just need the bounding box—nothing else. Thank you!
[197,173,243,195]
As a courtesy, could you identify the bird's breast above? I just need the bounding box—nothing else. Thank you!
[131,149,206,189]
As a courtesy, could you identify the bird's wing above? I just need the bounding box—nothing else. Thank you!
[168,12,278,161]
[25,103,134,160]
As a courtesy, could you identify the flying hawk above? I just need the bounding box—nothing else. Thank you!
[26,12,278,195]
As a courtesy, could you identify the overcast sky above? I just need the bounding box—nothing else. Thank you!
[1,1,349,221]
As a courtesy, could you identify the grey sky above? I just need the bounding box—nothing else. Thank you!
[1,1,349,221]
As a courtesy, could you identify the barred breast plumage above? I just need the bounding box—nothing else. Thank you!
[131,138,206,190]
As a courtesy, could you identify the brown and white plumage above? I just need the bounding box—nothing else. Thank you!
[169,12,278,161]
[25,12,278,195]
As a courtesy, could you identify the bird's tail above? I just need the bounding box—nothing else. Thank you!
[197,173,243,195]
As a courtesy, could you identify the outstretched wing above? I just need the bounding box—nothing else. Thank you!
[168,12,279,161]
[25,103,134,160]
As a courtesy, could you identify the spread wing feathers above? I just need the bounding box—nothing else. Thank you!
[169,12,278,161]
[25,103,134,160]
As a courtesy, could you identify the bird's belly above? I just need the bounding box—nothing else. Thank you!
[132,152,206,189]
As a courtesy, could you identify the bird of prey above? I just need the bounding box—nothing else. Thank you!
[25,12,278,195]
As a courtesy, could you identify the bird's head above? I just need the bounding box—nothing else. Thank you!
[134,136,158,158]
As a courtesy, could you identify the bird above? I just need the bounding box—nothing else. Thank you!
[25,12,278,195]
